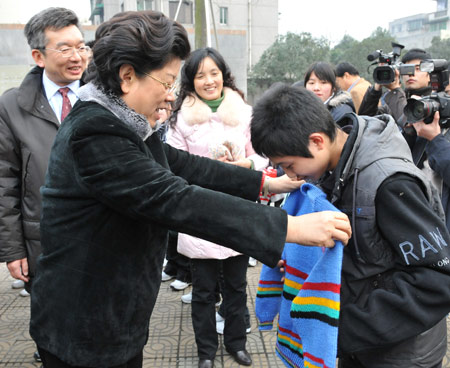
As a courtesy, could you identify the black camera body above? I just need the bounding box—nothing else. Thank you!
[367,42,415,84]
[404,59,450,125]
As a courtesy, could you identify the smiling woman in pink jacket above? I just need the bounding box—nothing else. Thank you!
[167,47,266,368]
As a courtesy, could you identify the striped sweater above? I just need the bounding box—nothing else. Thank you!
[255,183,344,368]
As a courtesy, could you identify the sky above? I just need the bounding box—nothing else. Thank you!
[6,0,438,41]
[1,0,92,24]
[278,0,437,45]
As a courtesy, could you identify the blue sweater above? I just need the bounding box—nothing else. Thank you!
[255,183,344,368]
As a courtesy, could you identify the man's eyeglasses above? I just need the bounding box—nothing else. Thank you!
[144,72,177,93]
[41,46,91,58]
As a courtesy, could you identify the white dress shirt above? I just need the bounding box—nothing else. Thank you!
[42,71,80,123]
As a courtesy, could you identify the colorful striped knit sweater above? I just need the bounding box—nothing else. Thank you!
[255,183,344,368]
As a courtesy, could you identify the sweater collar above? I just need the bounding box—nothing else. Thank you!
[405,86,432,98]
[200,92,224,112]
[77,82,159,140]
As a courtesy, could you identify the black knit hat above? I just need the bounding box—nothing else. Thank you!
[401,48,432,63]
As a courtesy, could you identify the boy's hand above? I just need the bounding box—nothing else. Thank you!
[286,211,351,247]
[277,259,286,282]
[266,174,304,194]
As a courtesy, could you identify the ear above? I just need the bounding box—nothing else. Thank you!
[309,133,326,151]
[119,64,137,94]
[343,72,351,79]
[31,49,45,68]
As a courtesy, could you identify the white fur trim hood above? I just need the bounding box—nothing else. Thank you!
[180,87,248,127]
[327,90,353,108]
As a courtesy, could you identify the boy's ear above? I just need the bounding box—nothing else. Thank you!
[309,133,326,150]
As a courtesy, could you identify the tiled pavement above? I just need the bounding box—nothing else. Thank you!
[0,262,449,367]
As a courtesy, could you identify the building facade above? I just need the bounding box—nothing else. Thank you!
[90,0,279,94]
[0,0,277,96]
[389,0,449,49]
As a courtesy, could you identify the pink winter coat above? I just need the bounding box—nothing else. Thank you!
[167,87,268,259]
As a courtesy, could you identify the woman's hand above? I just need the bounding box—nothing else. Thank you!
[286,211,351,247]
[266,174,304,194]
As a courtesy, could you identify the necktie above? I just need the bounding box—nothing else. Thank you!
[58,87,72,122]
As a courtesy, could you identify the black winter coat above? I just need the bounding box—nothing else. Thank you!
[326,90,355,122]
[30,101,287,366]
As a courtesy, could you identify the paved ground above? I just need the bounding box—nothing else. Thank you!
[0,261,449,367]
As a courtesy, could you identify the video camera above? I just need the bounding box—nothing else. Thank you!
[367,42,415,84]
[404,59,450,125]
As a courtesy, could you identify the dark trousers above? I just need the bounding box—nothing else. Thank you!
[217,284,250,329]
[163,231,191,282]
[191,255,249,360]
[37,348,143,368]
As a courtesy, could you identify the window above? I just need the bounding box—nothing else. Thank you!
[219,7,228,25]
[390,24,402,33]
[430,21,447,32]
[169,0,193,24]
[137,0,153,11]
[437,0,448,12]
[407,19,423,32]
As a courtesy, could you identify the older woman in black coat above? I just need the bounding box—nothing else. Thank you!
[29,11,351,368]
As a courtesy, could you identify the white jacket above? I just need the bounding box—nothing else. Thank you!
[167,87,268,259]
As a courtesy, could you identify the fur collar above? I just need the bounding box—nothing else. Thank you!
[327,90,353,108]
[77,82,159,141]
[180,87,247,127]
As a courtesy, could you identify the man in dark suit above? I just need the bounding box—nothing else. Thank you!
[0,7,88,362]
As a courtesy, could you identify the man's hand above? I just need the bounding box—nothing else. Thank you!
[413,111,441,141]
[385,69,401,91]
[286,211,351,247]
[266,174,304,194]
[7,258,30,282]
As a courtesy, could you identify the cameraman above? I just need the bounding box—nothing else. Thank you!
[358,67,406,121]
[359,48,431,126]
[412,110,450,231]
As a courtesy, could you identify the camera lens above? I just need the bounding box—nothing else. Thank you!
[373,66,395,84]
[410,101,426,120]
[404,98,440,123]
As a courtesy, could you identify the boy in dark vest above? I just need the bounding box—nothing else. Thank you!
[251,84,450,368]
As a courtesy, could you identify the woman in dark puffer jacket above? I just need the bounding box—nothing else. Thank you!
[303,61,355,122]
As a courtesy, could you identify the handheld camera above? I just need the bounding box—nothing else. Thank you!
[367,42,415,84]
[404,59,450,125]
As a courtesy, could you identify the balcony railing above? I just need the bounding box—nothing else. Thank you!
[434,10,448,18]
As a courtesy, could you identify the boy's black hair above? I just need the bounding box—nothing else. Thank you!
[251,84,337,158]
